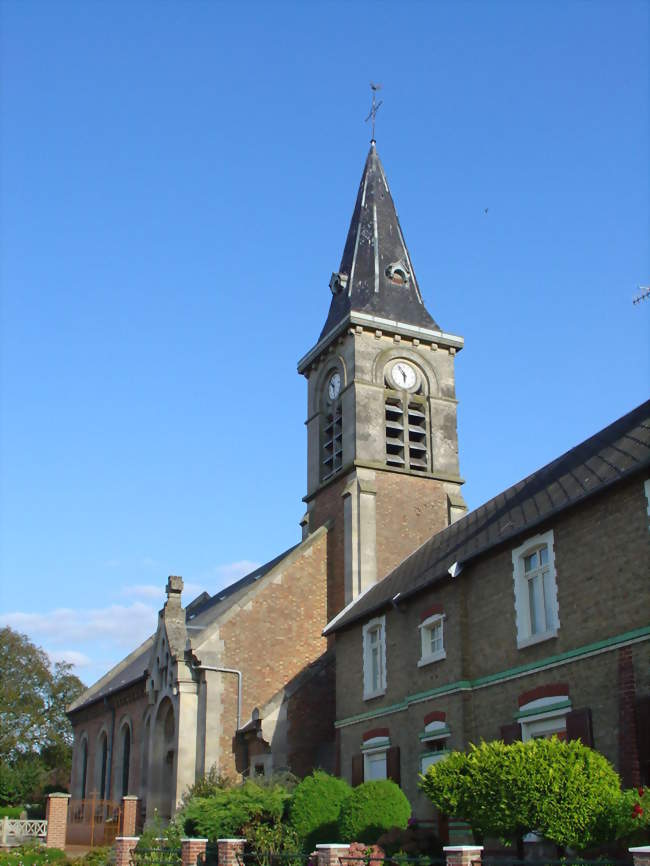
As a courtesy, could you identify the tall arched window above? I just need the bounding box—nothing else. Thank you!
[321,369,343,480]
[121,725,131,796]
[384,361,429,472]
[97,732,108,799]
[80,739,88,799]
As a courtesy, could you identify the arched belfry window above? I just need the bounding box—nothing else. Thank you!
[384,361,429,472]
[321,369,343,481]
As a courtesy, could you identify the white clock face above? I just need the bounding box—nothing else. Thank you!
[328,371,341,400]
[391,361,417,390]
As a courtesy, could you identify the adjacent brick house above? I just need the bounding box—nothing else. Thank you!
[325,401,650,822]
[67,139,467,819]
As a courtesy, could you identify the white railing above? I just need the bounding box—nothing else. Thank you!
[0,817,48,845]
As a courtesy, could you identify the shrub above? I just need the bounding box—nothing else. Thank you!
[180,781,289,842]
[0,844,67,866]
[0,806,23,818]
[419,738,623,851]
[72,847,113,866]
[181,765,233,805]
[337,780,410,844]
[288,771,352,852]
[376,823,443,858]
[244,819,301,866]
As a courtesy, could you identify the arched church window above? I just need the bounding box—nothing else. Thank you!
[80,738,88,800]
[98,732,108,799]
[121,725,131,796]
[321,369,343,480]
[384,361,429,473]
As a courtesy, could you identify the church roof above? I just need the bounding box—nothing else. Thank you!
[67,543,300,715]
[324,399,650,635]
[319,142,440,340]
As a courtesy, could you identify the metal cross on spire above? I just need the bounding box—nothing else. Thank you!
[365,82,383,141]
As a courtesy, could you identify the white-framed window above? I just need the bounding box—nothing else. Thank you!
[361,735,389,780]
[419,718,451,772]
[362,616,386,700]
[512,529,560,648]
[516,694,571,742]
[418,614,446,666]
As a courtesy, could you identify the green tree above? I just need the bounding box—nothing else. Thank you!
[419,738,623,852]
[288,770,352,852]
[0,627,85,777]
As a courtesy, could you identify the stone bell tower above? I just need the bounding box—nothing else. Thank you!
[298,140,466,622]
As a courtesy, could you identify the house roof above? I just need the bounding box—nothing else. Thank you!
[319,142,440,340]
[68,543,299,715]
[324,399,650,635]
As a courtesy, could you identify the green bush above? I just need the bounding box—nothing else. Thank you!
[72,847,113,866]
[337,780,410,844]
[0,844,67,866]
[288,771,352,852]
[419,738,623,851]
[180,781,289,842]
[0,806,23,818]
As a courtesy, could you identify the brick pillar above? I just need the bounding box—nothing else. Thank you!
[630,849,650,866]
[181,838,208,866]
[115,837,139,866]
[217,838,246,866]
[316,843,351,866]
[121,796,141,838]
[443,846,483,866]
[45,793,71,849]
[618,646,641,786]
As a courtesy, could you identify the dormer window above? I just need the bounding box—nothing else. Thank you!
[386,260,410,286]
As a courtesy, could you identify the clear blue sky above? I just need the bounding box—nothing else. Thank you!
[1,0,648,686]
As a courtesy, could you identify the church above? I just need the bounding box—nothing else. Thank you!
[66,135,650,827]
[67,138,469,822]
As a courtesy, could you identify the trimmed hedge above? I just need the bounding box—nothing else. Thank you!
[288,771,352,852]
[180,781,289,842]
[337,780,410,844]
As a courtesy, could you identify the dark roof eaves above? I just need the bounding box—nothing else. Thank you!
[67,671,147,718]
[328,454,650,635]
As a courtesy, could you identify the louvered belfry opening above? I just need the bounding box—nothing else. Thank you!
[385,387,428,472]
[322,402,343,480]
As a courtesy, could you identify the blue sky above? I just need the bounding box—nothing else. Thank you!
[1,0,648,687]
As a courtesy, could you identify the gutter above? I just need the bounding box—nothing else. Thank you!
[192,664,243,730]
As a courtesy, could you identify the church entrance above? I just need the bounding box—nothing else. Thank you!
[149,697,176,820]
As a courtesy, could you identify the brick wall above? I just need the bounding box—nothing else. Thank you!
[217,530,329,776]
[286,653,336,775]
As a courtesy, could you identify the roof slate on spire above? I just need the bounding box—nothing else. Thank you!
[320,142,440,340]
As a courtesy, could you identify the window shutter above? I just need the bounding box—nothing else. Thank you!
[386,746,401,785]
[566,707,593,747]
[351,754,364,787]
[635,696,650,785]
[500,723,521,743]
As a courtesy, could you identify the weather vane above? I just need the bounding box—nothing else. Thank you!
[365,82,383,141]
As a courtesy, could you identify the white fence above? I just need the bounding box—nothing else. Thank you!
[0,817,48,846]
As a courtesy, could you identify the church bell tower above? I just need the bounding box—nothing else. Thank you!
[298,140,466,621]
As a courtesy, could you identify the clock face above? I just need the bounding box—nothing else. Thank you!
[391,361,417,390]
[328,371,341,400]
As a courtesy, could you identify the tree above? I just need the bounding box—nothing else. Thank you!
[0,627,85,775]
[419,738,623,852]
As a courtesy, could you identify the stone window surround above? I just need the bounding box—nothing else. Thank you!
[516,692,572,742]
[511,528,560,649]
[419,712,451,773]
[362,615,387,700]
[418,611,446,667]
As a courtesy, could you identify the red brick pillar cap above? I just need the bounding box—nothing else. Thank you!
[217,839,246,843]
[630,848,650,853]
[182,839,209,843]
[316,845,351,850]
[47,793,71,798]
[116,837,141,842]
[443,847,484,852]
[122,795,139,800]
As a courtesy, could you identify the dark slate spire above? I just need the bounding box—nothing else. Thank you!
[320,142,440,340]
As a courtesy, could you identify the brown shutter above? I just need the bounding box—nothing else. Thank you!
[635,696,650,785]
[500,723,521,743]
[386,745,401,786]
[351,753,364,786]
[566,707,594,747]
